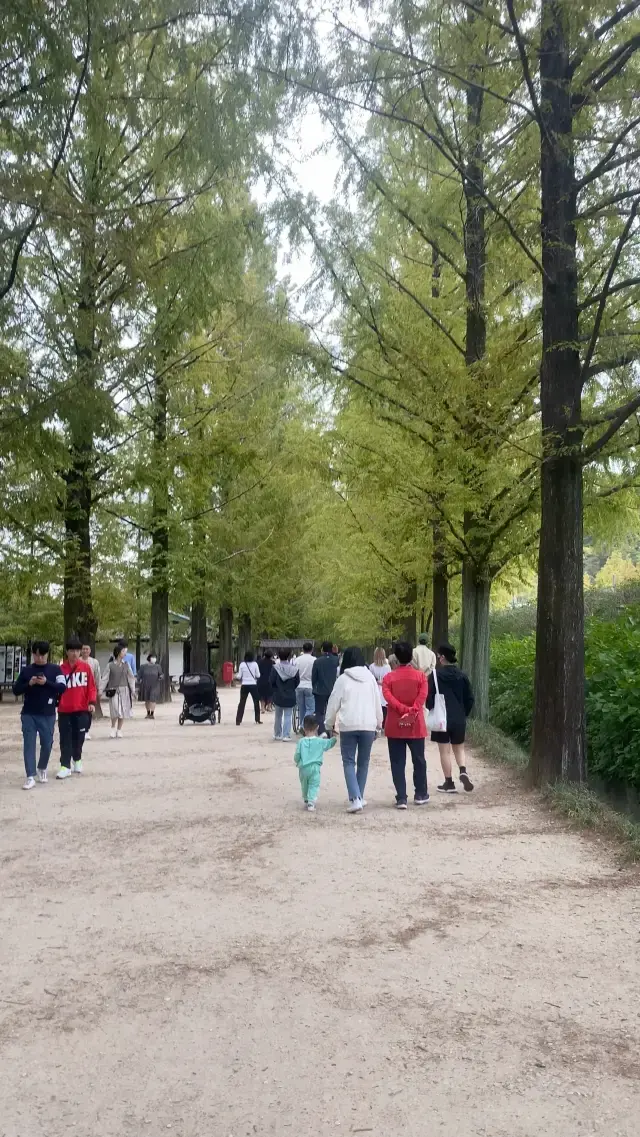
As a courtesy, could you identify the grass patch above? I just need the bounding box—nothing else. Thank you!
[467,720,528,769]
[543,783,640,863]
[468,720,640,863]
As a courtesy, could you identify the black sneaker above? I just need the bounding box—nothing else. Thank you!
[396,801,408,810]
[459,772,474,792]
[414,795,430,805]
[437,780,458,794]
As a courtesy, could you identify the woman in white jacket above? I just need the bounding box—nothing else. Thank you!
[325,646,383,813]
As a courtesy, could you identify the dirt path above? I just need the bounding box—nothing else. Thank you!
[1,689,639,1136]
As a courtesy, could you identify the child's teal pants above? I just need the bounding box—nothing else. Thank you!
[299,764,322,803]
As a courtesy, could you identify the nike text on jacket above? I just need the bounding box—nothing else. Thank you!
[58,660,97,713]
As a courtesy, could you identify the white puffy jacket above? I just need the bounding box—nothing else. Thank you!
[324,666,383,733]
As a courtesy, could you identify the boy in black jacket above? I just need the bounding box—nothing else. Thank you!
[13,641,66,789]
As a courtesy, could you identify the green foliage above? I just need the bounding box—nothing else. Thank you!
[491,612,640,789]
[488,635,536,747]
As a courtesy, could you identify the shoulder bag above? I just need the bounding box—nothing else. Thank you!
[426,669,447,733]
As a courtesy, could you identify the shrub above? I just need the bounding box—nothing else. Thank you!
[489,634,536,747]
[489,614,640,788]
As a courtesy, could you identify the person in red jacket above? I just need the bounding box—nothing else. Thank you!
[382,641,429,809]
[56,637,96,780]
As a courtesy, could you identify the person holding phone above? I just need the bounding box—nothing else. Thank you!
[13,641,66,789]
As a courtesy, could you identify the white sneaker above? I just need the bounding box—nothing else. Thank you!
[116,730,123,739]
[85,733,92,742]
[110,729,116,738]
[38,769,48,783]
[347,799,363,813]
[23,776,36,790]
[56,767,73,780]
[72,759,83,774]
[306,802,316,812]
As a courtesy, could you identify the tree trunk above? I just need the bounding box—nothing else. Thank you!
[190,597,208,673]
[400,580,417,644]
[431,518,449,648]
[150,366,171,701]
[531,0,585,784]
[63,446,97,644]
[64,202,98,645]
[238,612,252,661]
[218,604,233,679]
[459,4,489,718]
[459,559,490,720]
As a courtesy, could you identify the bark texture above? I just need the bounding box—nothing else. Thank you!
[531,0,585,783]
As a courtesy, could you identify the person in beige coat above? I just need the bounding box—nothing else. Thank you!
[81,644,103,736]
[412,633,436,676]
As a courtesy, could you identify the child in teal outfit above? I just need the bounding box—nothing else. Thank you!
[294,714,336,811]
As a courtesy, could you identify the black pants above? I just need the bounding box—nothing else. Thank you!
[314,694,329,734]
[387,737,428,802]
[236,685,261,724]
[58,711,91,768]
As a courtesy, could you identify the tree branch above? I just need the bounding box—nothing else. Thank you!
[582,392,640,458]
[580,200,639,385]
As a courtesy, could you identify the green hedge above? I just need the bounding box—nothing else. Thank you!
[490,612,640,788]
[490,581,640,641]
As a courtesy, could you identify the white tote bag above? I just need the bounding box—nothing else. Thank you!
[426,668,447,733]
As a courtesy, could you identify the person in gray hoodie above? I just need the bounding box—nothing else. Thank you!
[270,649,300,741]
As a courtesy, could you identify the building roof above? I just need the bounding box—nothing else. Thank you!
[258,638,309,651]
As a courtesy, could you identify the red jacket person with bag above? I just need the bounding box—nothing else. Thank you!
[382,641,429,809]
[56,637,96,780]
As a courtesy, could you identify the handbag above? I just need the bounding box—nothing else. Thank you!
[106,662,125,699]
[426,668,447,733]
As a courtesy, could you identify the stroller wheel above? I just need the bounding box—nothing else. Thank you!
[210,713,216,724]
[179,714,185,725]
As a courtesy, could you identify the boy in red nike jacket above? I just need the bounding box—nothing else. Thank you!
[56,637,96,780]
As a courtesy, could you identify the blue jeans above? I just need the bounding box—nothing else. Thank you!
[340,730,376,801]
[21,713,55,777]
[295,688,315,730]
[274,705,293,739]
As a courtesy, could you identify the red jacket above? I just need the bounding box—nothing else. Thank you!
[58,660,97,713]
[382,666,428,738]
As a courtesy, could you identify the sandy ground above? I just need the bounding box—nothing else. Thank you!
[1,689,640,1137]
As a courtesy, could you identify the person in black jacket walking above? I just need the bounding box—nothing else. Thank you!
[13,641,66,789]
[311,641,340,734]
[270,649,299,741]
[427,643,475,793]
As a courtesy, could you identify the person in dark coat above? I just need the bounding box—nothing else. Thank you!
[311,641,340,734]
[138,653,164,718]
[427,643,475,794]
[257,649,275,713]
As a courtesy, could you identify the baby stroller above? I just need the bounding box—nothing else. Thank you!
[178,673,221,725]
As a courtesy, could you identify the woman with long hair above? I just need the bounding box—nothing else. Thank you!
[100,643,136,738]
[325,646,383,813]
[257,649,275,713]
[236,650,262,725]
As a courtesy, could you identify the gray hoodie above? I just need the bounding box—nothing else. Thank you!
[270,660,300,707]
